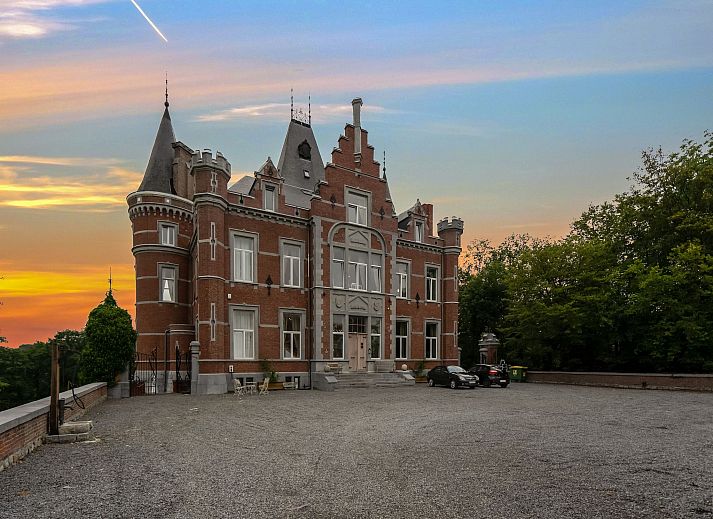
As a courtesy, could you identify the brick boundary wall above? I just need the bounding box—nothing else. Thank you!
[527,371,713,392]
[0,382,107,472]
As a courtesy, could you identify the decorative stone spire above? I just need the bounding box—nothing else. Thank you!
[137,93,176,193]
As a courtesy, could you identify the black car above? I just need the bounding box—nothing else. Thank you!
[427,365,478,389]
[468,364,509,387]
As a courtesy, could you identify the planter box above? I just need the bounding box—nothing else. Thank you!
[415,376,427,383]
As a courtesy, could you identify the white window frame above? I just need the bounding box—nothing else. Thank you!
[425,321,439,360]
[370,254,382,293]
[332,247,345,288]
[347,192,368,226]
[282,312,302,360]
[282,241,302,288]
[232,233,255,283]
[332,315,345,360]
[159,265,177,303]
[264,184,276,212]
[232,308,256,360]
[396,261,408,299]
[348,251,368,291]
[415,221,424,242]
[395,320,409,360]
[426,265,438,302]
[159,222,177,247]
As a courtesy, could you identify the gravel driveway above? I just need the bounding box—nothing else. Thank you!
[1,383,712,518]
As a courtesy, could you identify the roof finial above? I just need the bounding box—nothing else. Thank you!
[164,73,169,108]
[308,93,311,125]
[290,88,294,120]
[108,266,113,295]
[383,150,387,179]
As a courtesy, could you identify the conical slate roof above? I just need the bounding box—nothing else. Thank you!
[138,106,176,193]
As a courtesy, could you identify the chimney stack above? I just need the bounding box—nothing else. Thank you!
[352,98,363,162]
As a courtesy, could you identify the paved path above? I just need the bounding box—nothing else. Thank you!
[1,383,712,518]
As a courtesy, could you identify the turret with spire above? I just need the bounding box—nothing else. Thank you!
[137,79,176,194]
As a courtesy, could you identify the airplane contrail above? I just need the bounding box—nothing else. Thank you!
[130,0,168,42]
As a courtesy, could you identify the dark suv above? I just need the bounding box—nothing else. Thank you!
[468,364,509,387]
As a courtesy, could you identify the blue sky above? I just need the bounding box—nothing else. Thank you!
[1,0,712,346]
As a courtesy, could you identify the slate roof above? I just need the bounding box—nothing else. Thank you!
[277,120,325,192]
[138,106,176,193]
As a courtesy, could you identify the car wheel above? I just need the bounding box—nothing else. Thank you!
[449,379,457,389]
[427,378,435,387]
[500,382,509,388]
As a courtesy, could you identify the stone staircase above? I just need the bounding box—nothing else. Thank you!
[334,372,415,390]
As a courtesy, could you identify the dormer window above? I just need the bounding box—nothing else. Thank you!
[264,184,276,212]
[298,140,311,160]
[415,221,424,242]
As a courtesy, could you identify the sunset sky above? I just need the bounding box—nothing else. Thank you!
[1,0,713,347]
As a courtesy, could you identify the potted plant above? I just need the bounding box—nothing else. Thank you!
[413,360,427,383]
[260,359,282,389]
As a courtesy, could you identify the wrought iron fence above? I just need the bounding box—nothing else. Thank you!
[130,348,157,396]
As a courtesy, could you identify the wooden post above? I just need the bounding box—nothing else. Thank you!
[49,342,59,435]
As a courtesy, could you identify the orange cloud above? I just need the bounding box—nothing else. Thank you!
[0,264,135,347]
[0,158,142,210]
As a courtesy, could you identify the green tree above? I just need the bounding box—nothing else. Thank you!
[81,291,137,385]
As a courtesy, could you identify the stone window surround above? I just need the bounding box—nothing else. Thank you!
[344,186,372,227]
[158,220,178,247]
[280,238,305,288]
[425,320,440,360]
[230,230,259,284]
[229,304,259,360]
[332,314,346,360]
[279,308,306,360]
[157,262,179,303]
[425,263,439,303]
[395,259,410,299]
[395,317,410,360]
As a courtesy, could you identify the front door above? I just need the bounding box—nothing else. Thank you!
[348,333,368,372]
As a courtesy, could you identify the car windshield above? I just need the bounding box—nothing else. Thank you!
[447,366,466,373]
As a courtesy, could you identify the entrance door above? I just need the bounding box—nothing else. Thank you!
[348,333,368,372]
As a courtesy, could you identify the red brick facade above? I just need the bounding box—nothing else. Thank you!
[128,98,463,390]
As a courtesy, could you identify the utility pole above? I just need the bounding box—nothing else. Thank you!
[49,341,60,435]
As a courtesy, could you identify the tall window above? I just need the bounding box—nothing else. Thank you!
[264,185,276,212]
[395,320,408,359]
[425,322,438,359]
[332,315,345,359]
[426,266,438,302]
[282,313,301,359]
[370,318,381,359]
[370,254,382,292]
[232,309,255,359]
[332,247,345,288]
[233,235,254,282]
[348,250,368,291]
[396,261,408,299]
[160,223,176,246]
[160,266,176,302]
[282,243,301,288]
[347,192,368,225]
[415,221,424,242]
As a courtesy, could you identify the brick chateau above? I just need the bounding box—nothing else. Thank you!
[128,96,463,393]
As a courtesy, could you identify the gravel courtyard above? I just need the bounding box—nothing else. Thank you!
[1,383,712,519]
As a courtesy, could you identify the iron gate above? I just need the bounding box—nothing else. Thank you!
[174,345,192,394]
[130,348,157,396]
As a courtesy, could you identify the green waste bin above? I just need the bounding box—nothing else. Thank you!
[510,366,528,382]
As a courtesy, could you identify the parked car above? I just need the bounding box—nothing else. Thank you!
[427,365,478,389]
[468,364,509,387]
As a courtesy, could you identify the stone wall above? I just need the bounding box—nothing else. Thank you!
[527,371,713,391]
[0,382,107,471]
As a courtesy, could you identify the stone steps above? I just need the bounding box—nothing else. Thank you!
[45,421,95,444]
[334,372,414,389]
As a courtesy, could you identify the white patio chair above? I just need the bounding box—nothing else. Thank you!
[259,377,270,395]
[233,379,245,396]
